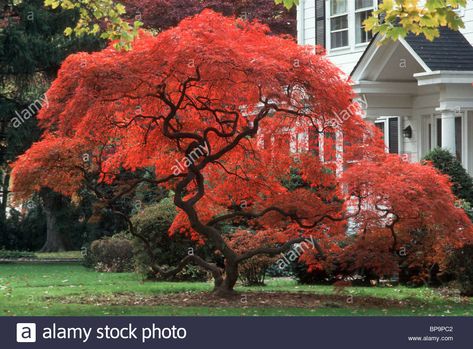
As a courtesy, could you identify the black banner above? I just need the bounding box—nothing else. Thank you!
[3,317,470,349]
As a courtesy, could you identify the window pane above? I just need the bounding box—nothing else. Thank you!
[331,0,347,15]
[356,10,373,43]
[437,118,442,148]
[375,122,385,141]
[355,0,373,10]
[330,15,348,31]
[455,116,462,161]
[428,123,432,150]
[331,30,348,48]
[388,118,399,154]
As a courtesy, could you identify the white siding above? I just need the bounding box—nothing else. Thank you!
[297,0,316,46]
[460,2,473,45]
[298,0,377,75]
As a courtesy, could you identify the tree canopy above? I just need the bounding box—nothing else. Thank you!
[11,10,473,293]
[0,0,103,248]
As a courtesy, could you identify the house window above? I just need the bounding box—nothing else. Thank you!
[330,0,349,48]
[328,0,376,49]
[375,117,400,154]
[355,0,374,44]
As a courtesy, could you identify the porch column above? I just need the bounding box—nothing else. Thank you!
[441,110,456,154]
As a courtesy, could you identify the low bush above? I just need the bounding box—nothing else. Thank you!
[132,197,213,281]
[0,249,37,260]
[448,245,473,296]
[84,233,134,272]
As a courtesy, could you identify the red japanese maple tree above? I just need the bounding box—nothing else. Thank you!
[300,155,473,283]
[11,10,471,294]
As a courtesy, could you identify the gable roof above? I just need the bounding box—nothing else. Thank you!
[351,27,473,78]
[405,27,473,71]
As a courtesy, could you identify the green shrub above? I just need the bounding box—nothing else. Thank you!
[266,262,294,277]
[448,245,473,296]
[132,197,212,281]
[424,148,473,203]
[0,250,37,260]
[84,233,134,272]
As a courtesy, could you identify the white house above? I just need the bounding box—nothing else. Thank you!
[297,0,473,174]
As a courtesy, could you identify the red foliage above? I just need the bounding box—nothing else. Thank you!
[303,155,473,279]
[10,10,472,290]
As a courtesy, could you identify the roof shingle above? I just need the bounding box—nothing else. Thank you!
[405,27,473,71]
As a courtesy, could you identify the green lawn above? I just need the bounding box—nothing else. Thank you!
[0,263,472,316]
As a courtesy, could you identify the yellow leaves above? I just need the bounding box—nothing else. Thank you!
[274,0,299,10]
[379,0,395,11]
[366,0,466,43]
[115,3,126,15]
[44,0,60,10]
[63,27,73,36]
[44,0,143,51]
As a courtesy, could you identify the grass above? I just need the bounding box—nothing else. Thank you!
[1,264,472,316]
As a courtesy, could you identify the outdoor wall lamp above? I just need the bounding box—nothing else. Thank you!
[403,125,412,139]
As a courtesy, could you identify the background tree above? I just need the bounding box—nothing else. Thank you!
[0,0,103,250]
[121,0,296,36]
[43,0,142,49]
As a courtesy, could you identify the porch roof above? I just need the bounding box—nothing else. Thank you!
[351,27,473,80]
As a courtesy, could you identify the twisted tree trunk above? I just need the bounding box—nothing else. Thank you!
[213,261,239,297]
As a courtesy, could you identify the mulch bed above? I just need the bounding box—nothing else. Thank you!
[55,291,420,309]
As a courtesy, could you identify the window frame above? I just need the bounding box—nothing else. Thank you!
[354,5,374,45]
[329,0,349,49]
[327,0,377,51]
[374,116,401,154]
